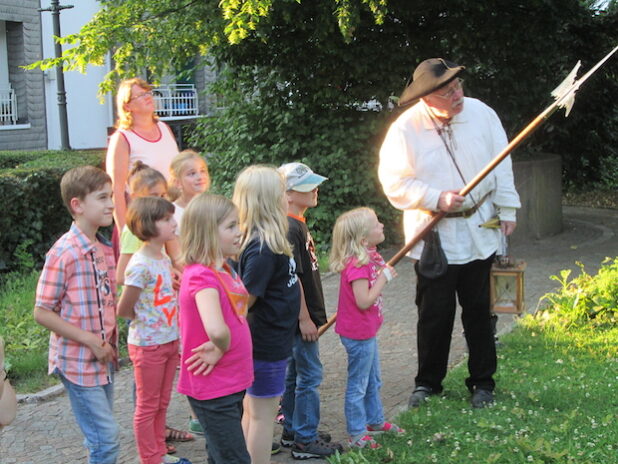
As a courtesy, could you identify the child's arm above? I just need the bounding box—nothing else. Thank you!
[185,288,230,376]
[116,285,141,319]
[116,253,132,287]
[196,288,230,351]
[33,307,114,363]
[165,237,183,271]
[351,265,397,310]
[298,282,318,342]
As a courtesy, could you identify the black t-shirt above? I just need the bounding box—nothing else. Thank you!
[287,216,327,327]
[238,237,301,361]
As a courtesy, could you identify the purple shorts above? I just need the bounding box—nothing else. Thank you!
[247,359,288,398]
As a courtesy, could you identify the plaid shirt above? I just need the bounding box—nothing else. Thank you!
[35,223,118,387]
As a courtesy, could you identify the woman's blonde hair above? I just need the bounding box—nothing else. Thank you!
[232,165,292,257]
[128,161,167,197]
[115,77,158,130]
[329,207,376,273]
[167,149,210,201]
[180,193,237,266]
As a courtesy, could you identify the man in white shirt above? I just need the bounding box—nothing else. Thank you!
[378,58,520,409]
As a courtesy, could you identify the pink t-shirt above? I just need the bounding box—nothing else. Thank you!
[177,263,253,400]
[334,250,385,340]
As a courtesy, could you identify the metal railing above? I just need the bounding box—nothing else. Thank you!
[0,86,17,125]
[153,84,199,119]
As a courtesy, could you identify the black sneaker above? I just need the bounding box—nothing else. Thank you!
[471,388,494,408]
[408,386,432,408]
[281,430,332,448]
[291,439,340,460]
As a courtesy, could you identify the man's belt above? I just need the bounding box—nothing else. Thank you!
[424,193,489,219]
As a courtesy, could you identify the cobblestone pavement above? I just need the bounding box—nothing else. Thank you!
[2,206,617,463]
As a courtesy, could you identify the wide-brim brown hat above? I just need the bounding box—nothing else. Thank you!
[398,58,465,107]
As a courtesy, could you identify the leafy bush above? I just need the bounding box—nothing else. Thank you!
[188,72,403,252]
[535,258,618,329]
[0,150,105,274]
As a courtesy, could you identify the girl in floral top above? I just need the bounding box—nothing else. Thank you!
[117,197,190,464]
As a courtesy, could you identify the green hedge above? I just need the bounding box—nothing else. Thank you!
[0,150,105,274]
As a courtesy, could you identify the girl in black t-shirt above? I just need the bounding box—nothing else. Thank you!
[233,165,301,464]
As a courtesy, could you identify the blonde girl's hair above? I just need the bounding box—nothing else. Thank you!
[115,77,159,130]
[167,149,210,202]
[128,161,167,197]
[180,193,237,266]
[329,207,375,273]
[232,165,292,257]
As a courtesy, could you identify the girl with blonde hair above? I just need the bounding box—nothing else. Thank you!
[232,165,300,464]
[177,193,253,464]
[330,207,405,449]
[167,149,210,235]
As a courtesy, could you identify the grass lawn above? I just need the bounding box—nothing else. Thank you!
[328,318,617,464]
[0,271,56,393]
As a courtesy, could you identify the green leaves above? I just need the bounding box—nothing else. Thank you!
[537,258,618,329]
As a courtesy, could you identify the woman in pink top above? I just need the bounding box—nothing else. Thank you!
[106,78,179,236]
[330,207,405,450]
[178,193,253,464]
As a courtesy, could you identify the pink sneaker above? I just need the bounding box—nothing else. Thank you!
[348,435,380,449]
[367,421,405,434]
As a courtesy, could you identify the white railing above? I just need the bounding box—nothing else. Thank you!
[0,86,17,125]
[153,84,199,119]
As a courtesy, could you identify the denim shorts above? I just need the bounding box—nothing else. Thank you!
[247,359,288,398]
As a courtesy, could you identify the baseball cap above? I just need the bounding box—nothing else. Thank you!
[279,162,328,192]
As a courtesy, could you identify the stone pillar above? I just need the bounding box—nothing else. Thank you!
[511,153,563,244]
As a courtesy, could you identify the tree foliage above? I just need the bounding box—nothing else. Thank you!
[30,0,618,247]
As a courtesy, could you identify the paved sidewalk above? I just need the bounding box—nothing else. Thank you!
[1,206,616,463]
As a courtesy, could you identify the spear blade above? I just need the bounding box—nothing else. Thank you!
[551,61,581,117]
[552,44,618,117]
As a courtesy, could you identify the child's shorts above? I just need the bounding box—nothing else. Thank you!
[247,358,288,398]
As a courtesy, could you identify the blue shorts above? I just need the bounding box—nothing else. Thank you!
[247,359,288,398]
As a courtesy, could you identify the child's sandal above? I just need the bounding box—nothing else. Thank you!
[165,426,195,442]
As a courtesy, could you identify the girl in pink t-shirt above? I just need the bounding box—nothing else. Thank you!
[330,207,404,450]
[177,193,253,464]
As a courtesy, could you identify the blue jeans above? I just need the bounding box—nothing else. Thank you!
[281,333,323,443]
[188,391,250,464]
[58,368,119,464]
[339,336,384,438]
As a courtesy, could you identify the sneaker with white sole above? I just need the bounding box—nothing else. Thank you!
[291,439,341,460]
[366,421,405,434]
[161,454,193,464]
[348,434,380,449]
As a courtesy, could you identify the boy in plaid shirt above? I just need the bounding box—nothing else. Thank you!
[34,166,119,464]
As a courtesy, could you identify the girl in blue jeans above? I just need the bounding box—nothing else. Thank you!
[330,207,405,449]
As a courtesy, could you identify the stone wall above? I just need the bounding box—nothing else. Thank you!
[0,1,47,150]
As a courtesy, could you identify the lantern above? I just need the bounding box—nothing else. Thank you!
[490,259,526,314]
